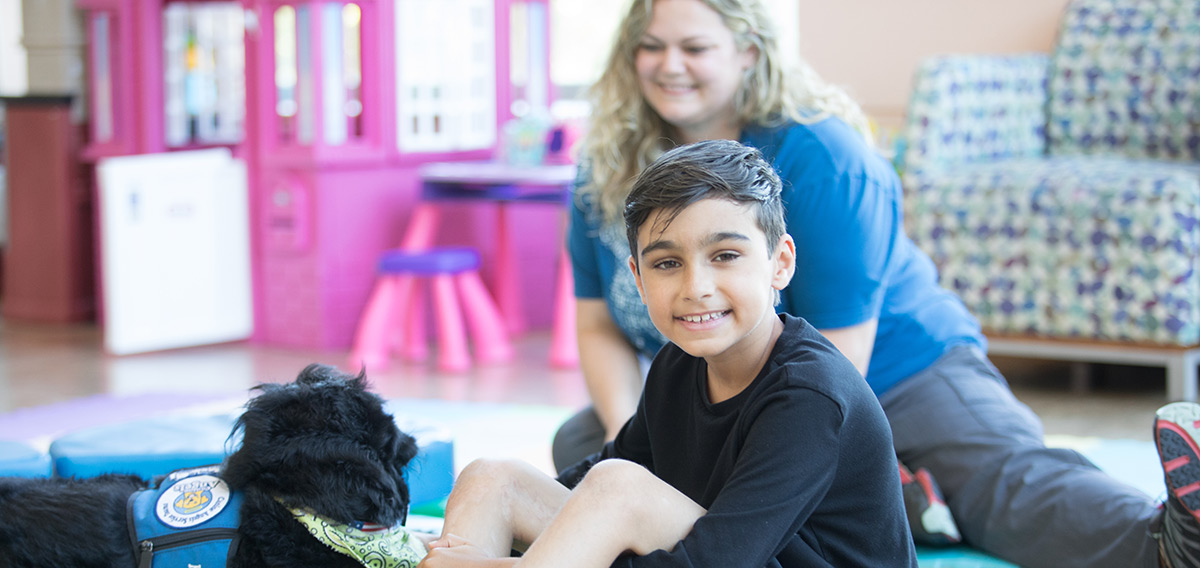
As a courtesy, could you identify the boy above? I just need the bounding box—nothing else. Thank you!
[418,139,917,568]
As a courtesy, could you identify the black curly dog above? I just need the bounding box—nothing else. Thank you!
[0,364,420,568]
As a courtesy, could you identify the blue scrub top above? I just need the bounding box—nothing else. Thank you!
[569,117,984,395]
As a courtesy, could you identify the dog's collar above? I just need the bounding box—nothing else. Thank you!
[285,505,425,568]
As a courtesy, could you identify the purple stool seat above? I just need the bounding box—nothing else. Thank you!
[378,247,480,275]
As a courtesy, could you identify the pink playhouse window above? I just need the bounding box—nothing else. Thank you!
[162,1,247,148]
[271,2,367,148]
[86,11,119,150]
[338,3,365,141]
[272,4,301,144]
[507,0,549,118]
[394,0,498,155]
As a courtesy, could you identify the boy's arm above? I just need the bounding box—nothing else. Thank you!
[617,391,847,568]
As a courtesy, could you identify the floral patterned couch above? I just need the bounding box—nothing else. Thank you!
[900,0,1200,387]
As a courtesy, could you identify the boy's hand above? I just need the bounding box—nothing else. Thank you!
[415,531,439,550]
[419,534,518,568]
[426,533,478,550]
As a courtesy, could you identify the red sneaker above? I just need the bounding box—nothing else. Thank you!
[1154,402,1200,567]
[899,462,961,546]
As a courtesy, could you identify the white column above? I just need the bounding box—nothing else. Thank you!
[0,0,28,95]
[21,0,84,95]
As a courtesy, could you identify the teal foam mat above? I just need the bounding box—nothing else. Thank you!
[916,546,1016,567]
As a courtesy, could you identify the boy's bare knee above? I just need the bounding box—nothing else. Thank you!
[464,457,538,478]
[576,459,659,513]
[457,458,559,505]
[453,458,530,498]
[578,459,653,492]
[460,458,517,479]
[457,458,503,485]
[575,459,704,555]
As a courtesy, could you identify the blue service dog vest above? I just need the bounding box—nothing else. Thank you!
[127,465,242,568]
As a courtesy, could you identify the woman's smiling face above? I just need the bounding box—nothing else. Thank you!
[635,0,758,144]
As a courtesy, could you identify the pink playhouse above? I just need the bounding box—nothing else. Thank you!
[70,0,576,363]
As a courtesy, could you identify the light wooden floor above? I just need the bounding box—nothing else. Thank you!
[0,318,591,415]
[0,316,1170,443]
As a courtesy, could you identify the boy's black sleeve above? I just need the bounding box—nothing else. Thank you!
[616,390,848,568]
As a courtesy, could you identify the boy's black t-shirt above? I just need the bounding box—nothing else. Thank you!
[558,313,917,568]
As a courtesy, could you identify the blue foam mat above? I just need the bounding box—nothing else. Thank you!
[43,405,456,508]
[916,546,1017,567]
[3,397,1166,567]
[0,440,52,477]
[49,413,239,479]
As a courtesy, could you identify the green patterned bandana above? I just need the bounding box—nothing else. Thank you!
[289,507,427,568]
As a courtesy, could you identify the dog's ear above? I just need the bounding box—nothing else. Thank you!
[284,408,420,526]
[276,450,411,527]
[389,426,420,469]
[361,409,421,520]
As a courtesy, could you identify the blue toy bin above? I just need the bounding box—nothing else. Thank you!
[391,414,456,510]
[0,440,52,477]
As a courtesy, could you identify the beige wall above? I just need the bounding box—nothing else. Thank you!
[796,0,1072,130]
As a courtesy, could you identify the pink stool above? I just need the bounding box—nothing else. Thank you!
[349,247,513,373]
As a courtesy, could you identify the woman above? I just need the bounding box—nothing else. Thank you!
[559,0,876,466]
[557,1,1181,567]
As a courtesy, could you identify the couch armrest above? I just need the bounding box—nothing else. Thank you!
[900,54,1050,175]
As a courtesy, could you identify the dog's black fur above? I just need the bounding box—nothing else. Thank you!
[0,364,420,568]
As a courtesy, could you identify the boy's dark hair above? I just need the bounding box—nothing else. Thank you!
[624,139,785,267]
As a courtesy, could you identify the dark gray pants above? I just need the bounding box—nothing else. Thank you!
[881,345,1159,568]
[552,345,1163,567]
[551,404,607,475]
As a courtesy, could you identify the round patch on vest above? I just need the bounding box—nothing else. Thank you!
[155,474,232,529]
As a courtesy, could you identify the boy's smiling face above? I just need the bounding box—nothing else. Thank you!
[629,198,795,366]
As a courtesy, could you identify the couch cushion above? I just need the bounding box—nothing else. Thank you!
[903,55,1049,173]
[1047,0,1200,162]
[905,157,1200,344]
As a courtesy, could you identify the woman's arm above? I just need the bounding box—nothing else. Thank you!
[817,319,878,378]
[764,122,900,380]
[576,298,644,441]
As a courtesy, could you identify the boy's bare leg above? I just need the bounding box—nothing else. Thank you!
[435,459,570,558]
[517,459,706,568]
[424,459,705,568]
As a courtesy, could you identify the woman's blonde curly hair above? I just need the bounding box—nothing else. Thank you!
[578,0,872,225]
